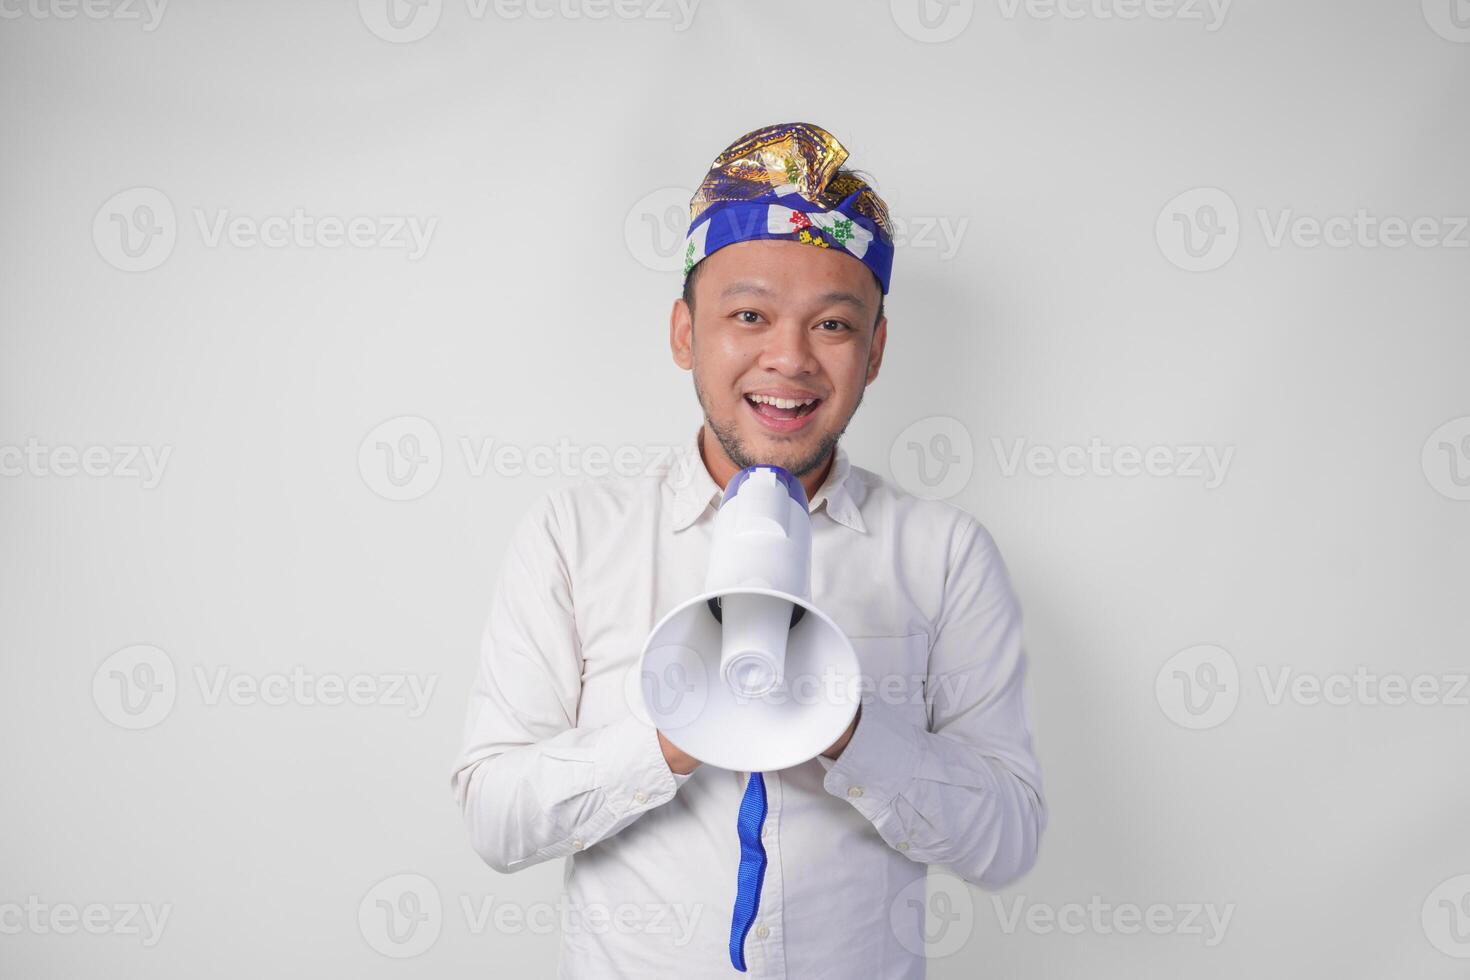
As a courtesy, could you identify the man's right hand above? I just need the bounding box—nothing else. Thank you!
[657,730,700,775]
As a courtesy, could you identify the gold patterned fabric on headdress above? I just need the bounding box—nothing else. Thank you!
[683,122,895,294]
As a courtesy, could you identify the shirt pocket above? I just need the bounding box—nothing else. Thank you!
[846,632,931,727]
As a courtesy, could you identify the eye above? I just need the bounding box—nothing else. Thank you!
[734,310,763,325]
[816,319,851,332]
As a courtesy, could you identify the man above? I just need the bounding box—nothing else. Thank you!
[451,121,1047,978]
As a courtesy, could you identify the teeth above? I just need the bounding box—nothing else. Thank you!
[748,394,817,410]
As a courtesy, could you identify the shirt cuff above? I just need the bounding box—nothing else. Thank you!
[592,714,689,814]
[819,697,922,817]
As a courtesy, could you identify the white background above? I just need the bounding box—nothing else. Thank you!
[2,0,1468,976]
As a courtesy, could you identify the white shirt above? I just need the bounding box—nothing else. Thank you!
[451,427,1047,979]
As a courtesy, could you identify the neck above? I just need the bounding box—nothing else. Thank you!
[698,424,833,503]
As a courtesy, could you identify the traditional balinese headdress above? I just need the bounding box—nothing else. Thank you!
[683,122,895,295]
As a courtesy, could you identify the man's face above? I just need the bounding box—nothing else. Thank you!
[670,239,887,480]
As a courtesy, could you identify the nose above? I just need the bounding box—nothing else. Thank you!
[757,320,819,377]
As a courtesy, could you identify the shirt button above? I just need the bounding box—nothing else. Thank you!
[847,786,863,798]
[633,791,647,804]
[897,842,910,852]
[755,924,770,939]
[761,823,772,839]
[572,838,585,850]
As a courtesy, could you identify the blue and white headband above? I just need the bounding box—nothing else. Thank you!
[682,121,895,295]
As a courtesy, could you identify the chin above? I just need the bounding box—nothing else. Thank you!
[704,396,846,478]
[738,424,836,476]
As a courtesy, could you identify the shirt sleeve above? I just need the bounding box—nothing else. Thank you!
[450,489,693,875]
[816,517,1047,890]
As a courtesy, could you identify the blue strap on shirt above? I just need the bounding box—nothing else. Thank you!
[728,771,768,971]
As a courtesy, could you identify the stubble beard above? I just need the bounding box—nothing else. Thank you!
[692,368,863,479]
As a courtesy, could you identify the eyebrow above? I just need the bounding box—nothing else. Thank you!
[719,281,870,311]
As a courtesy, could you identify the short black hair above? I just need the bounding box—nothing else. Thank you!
[682,256,886,331]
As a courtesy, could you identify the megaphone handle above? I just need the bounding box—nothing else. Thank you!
[706,596,806,628]
[728,771,768,972]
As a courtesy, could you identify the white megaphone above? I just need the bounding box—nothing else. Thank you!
[636,464,860,772]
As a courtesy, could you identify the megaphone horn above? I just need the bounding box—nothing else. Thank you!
[636,465,860,773]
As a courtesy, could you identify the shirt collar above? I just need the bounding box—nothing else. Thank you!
[668,427,867,534]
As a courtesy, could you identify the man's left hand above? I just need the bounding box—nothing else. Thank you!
[820,704,862,760]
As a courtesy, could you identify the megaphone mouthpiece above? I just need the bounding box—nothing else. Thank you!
[717,592,794,699]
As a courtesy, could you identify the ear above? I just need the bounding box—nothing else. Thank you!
[670,297,694,370]
[864,314,887,385]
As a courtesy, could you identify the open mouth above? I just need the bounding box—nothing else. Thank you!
[743,394,822,423]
